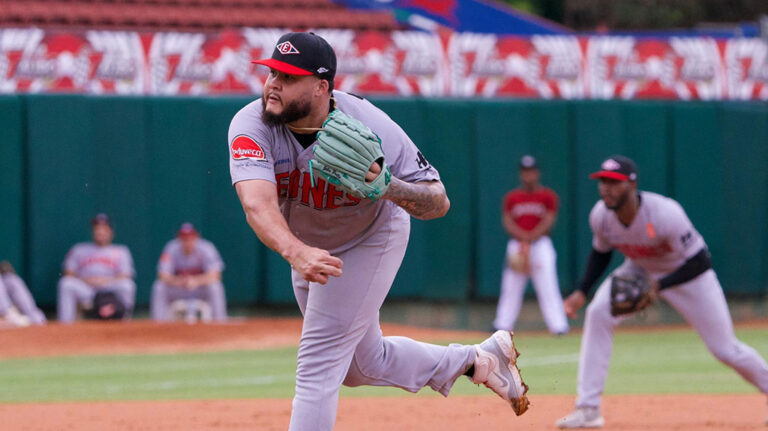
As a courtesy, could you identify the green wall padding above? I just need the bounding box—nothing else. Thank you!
[717,104,768,294]
[0,96,25,274]
[4,96,767,308]
[671,104,725,289]
[26,95,98,305]
[414,100,476,300]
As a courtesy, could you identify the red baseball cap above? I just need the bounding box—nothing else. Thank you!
[90,213,112,227]
[253,32,336,82]
[177,222,198,237]
[589,155,638,181]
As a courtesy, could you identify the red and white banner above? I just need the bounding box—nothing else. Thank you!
[1,27,766,99]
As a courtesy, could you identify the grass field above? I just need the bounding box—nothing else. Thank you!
[3,326,766,403]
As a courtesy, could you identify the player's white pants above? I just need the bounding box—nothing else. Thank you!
[576,261,768,407]
[494,237,569,334]
[57,276,135,323]
[0,274,46,325]
[288,217,476,431]
[150,280,227,322]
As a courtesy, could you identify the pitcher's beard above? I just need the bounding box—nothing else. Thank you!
[262,96,312,127]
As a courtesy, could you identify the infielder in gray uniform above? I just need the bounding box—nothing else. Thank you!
[230,32,528,430]
[556,155,768,428]
[151,222,227,322]
[0,261,46,326]
[57,214,136,323]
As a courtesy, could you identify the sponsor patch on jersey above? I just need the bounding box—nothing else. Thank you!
[231,135,266,161]
[277,41,300,55]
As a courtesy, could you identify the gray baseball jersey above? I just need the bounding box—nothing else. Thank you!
[589,191,706,276]
[229,90,478,431]
[228,90,439,254]
[573,191,768,410]
[157,238,224,276]
[63,243,135,278]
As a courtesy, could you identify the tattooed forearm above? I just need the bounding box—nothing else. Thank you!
[383,177,450,220]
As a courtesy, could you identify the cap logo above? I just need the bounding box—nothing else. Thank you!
[521,155,536,167]
[277,41,300,55]
[602,159,621,170]
[231,135,266,161]
[317,67,328,73]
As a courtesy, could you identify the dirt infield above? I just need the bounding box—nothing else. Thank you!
[2,394,765,430]
[1,319,766,430]
[0,318,490,359]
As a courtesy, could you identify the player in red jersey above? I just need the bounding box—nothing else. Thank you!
[494,155,568,335]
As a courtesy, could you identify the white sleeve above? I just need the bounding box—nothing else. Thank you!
[379,123,440,183]
[157,242,175,274]
[63,245,80,273]
[202,242,225,272]
[659,200,705,259]
[119,246,136,278]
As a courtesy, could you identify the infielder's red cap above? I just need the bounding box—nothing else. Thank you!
[253,32,336,82]
[590,155,638,181]
[177,222,198,237]
[90,213,112,227]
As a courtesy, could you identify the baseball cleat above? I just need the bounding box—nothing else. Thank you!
[4,307,31,328]
[470,330,530,415]
[555,406,605,428]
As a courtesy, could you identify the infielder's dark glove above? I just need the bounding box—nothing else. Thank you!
[86,291,126,320]
[309,110,391,201]
[610,273,654,316]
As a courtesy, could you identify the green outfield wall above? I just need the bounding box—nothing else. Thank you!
[0,96,25,271]
[1,95,766,308]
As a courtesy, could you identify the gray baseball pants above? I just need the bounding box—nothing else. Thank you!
[288,222,476,431]
[0,274,46,324]
[576,262,768,407]
[57,276,135,323]
[150,280,227,322]
[494,236,569,334]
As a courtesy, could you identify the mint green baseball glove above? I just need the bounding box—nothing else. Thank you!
[309,109,391,201]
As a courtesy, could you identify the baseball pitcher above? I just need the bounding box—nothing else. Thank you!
[150,222,227,322]
[57,214,136,323]
[494,155,568,335]
[230,32,529,431]
[556,155,768,428]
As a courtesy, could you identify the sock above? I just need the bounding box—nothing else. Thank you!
[463,365,475,378]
